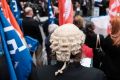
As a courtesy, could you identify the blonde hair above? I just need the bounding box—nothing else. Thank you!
[74,15,84,29]
[110,16,120,46]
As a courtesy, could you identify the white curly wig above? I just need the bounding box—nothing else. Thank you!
[50,23,85,62]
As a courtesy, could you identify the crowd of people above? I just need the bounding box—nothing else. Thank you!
[1,0,120,80]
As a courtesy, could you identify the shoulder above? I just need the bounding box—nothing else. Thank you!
[30,65,57,80]
[103,35,112,44]
[81,67,106,80]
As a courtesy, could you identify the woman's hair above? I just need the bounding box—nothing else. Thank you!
[85,21,95,32]
[85,21,95,36]
[110,16,120,46]
[73,15,84,29]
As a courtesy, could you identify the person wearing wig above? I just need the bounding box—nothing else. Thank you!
[30,23,106,80]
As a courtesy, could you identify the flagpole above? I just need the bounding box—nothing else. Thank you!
[0,23,17,80]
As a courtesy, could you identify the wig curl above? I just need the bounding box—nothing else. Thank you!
[50,23,85,62]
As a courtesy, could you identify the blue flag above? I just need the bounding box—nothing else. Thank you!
[10,0,39,52]
[0,21,17,80]
[10,0,22,27]
[48,0,55,24]
[25,36,39,52]
[0,9,32,80]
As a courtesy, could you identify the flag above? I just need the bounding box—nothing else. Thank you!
[9,0,39,52]
[107,0,120,34]
[0,20,17,80]
[1,0,23,37]
[58,0,73,25]
[109,0,120,18]
[9,0,22,27]
[48,0,55,24]
[25,36,39,52]
[1,1,32,80]
[0,9,32,80]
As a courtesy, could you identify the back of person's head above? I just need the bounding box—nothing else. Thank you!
[85,21,95,34]
[73,15,84,29]
[110,16,120,46]
[24,6,33,17]
[50,23,85,76]
[48,24,58,34]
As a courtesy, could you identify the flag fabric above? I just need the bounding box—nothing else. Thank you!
[1,0,23,36]
[109,0,120,18]
[9,0,22,27]
[0,21,17,80]
[1,1,32,80]
[107,0,120,34]
[10,0,21,19]
[0,9,32,80]
[48,0,55,24]
[58,0,73,25]
[25,36,39,52]
[9,0,39,52]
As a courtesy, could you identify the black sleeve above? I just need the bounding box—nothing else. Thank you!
[33,20,43,45]
[99,34,105,48]
[94,70,107,80]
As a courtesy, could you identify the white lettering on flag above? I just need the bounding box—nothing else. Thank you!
[64,0,71,20]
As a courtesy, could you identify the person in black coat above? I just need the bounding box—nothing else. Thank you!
[84,21,104,68]
[22,7,43,45]
[100,16,120,80]
[30,23,106,80]
[94,0,107,16]
[22,7,43,66]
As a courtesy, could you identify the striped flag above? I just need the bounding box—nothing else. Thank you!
[58,0,73,25]
[48,0,55,24]
[109,0,120,18]
[1,0,32,80]
[107,0,120,34]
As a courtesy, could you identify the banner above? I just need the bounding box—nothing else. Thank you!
[59,0,73,25]
[91,16,109,37]
[10,0,22,26]
[1,0,32,80]
[109,0,120,18]
[48,0,55,24]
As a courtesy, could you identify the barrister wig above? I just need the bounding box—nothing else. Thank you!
[50,23,85,76]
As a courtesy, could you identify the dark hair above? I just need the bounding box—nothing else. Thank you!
[85,21,95,34]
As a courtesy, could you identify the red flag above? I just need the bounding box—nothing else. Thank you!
[58,0,73,25]
[1,0,23,38]
[107,0,120,34]
[109,0,120,18]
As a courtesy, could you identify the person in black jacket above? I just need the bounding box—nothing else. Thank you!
[84,21,104,68]
[101,16,120,80]
[22,7,43,66]
[22,7,43,45]
[30,23,106,80]
[94,0,108,16]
